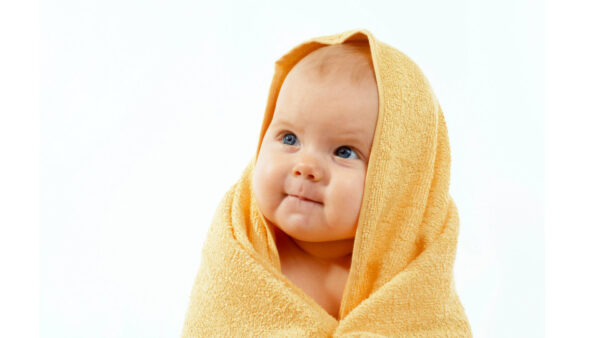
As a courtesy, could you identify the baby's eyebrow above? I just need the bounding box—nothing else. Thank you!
[271,119,290,127]
[270,119,300,131]
[333,132,371,152]
[336,130,367,140]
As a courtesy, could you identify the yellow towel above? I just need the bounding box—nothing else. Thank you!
[181,28,472,337]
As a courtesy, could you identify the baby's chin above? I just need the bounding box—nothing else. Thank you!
[273,220,324,241]
[275,223,354,243]
[266,209,356,242]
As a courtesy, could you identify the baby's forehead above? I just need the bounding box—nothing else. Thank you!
[292,42,375,86]
[275,80,377,135]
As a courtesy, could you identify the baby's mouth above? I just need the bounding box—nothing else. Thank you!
[287,194,323,205]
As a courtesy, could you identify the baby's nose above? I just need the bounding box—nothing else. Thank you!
[292,161,322,182]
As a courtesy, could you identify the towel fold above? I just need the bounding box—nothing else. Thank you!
[181,28,472,337]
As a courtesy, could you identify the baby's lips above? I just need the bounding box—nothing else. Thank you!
[288,193,323,204]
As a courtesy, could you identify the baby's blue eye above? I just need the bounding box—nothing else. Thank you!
[335,146,358,159]
[282,133,297,145]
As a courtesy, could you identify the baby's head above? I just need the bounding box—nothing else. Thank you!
[252,41,378,259]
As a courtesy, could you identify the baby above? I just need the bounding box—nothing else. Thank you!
[251,41,378,319]
[182,30,471,336]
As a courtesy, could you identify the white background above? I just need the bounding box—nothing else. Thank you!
[5,0,594,337]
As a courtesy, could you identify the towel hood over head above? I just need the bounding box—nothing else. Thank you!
[181,28,472,337]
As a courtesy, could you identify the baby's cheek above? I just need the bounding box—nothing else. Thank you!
[257,148,278,176]
[255,158,285,208]
[332,177,364,214]
[253,160,271,199]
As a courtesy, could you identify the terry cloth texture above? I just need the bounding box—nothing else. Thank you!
[181,28,472,337]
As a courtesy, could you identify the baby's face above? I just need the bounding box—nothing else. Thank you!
[252,59,378,244]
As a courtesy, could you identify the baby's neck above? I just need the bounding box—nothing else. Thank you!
[293,237,354,262]
[274,226,353,267]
